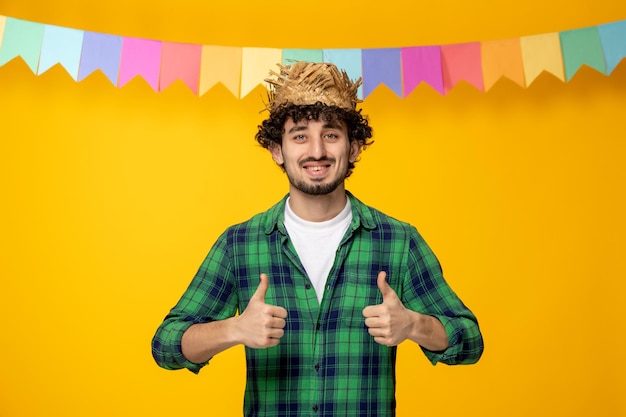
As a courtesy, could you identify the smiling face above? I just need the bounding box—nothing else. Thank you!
[271,117,361,198]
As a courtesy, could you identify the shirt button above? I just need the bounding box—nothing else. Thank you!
[305,283,311,290]
[314,363,320,372]
[316,323,320,330]
[312,405,319,412]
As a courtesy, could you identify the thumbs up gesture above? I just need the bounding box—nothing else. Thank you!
[236,273,288,349]
[362,271,414,346]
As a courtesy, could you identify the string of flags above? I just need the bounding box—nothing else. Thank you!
[1,15,625,98]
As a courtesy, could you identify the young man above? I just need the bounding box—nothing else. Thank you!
[152,62,483,416]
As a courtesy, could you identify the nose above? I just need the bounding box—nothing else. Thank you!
[308,136,327,160]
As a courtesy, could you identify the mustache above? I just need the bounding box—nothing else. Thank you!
[298,157,336,167]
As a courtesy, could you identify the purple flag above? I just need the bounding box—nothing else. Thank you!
[362,48,403,98]
[78,32,123,85]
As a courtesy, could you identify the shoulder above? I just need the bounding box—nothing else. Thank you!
[222,195,288,238]
[348,192,435,252]
[348,191,416,233]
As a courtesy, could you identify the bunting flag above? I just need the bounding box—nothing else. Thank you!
[118,37,162,90]
[78,32,122,85]
[481,38,525,90]
[38,25,84,80]
[560,27,606,81]
[1,15,625,98]
[519,33,564,85]
[199,46,241,97]
[401,46,444,95]
[160,42,202,93]
[362,48,403,98]
[323,49,363,98]
[0,16,5,46]
[0,18,44,73]
[240,47,282,98]
[283,49,324,66]
[599,20,626,74]
[441,42,484,93]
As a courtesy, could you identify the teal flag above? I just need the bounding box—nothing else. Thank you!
[0,18,45,73]
[560,27,606,81]
[598,20,626,74]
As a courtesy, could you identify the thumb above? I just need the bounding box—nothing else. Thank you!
[251,273,269,303]
[377,271,395,301]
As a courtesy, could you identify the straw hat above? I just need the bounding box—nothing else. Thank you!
[265,62,362,112]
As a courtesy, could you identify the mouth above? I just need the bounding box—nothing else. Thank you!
[302,160,333,178]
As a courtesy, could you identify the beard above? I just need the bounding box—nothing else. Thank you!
[284,157,347,196]
[287,175,345,196]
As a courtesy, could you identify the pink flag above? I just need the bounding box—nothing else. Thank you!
[118,37,162,91]
[401,46,444,95]
[160,42,202,93]
[441,42,483,94]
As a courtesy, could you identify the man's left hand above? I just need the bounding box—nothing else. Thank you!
[362,271,414,346]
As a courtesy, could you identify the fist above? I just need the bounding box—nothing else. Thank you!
[237,273,288,348]
[362,271,412,346]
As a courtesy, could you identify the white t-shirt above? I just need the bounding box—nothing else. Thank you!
[283,198,352,303]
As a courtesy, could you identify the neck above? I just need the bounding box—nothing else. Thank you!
[287,186,348,222]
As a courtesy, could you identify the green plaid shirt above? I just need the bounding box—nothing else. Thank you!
[152,192,483,416]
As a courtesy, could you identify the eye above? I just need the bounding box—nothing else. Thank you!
[324,132,339,140]
[293,134,307,142]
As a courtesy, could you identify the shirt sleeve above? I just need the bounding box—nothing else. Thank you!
[151,230,239,374]
[402,228,484,365]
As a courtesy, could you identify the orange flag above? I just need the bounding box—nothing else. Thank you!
[199,46,242,97]
[481,38,525,91]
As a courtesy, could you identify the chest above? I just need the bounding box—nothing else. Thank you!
[231,228,406,326]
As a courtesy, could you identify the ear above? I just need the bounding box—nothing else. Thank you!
[269,142,284,165]
[349,140,362,163]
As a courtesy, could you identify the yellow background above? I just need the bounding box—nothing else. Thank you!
[1,1,625,416]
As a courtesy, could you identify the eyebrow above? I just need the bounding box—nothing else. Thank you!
[323,122,344,130]
[287,125,308,134]
[287,122,344,134]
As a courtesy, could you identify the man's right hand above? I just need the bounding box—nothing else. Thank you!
[235,273,288,348]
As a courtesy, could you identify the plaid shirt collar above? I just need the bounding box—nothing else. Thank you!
[262,190,377,236]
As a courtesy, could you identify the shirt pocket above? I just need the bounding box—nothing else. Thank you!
[333,271,381,327]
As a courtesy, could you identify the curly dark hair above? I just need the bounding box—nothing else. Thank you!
[255,102,373,177]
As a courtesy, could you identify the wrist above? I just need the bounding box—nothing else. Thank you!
[408,312,449,351]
